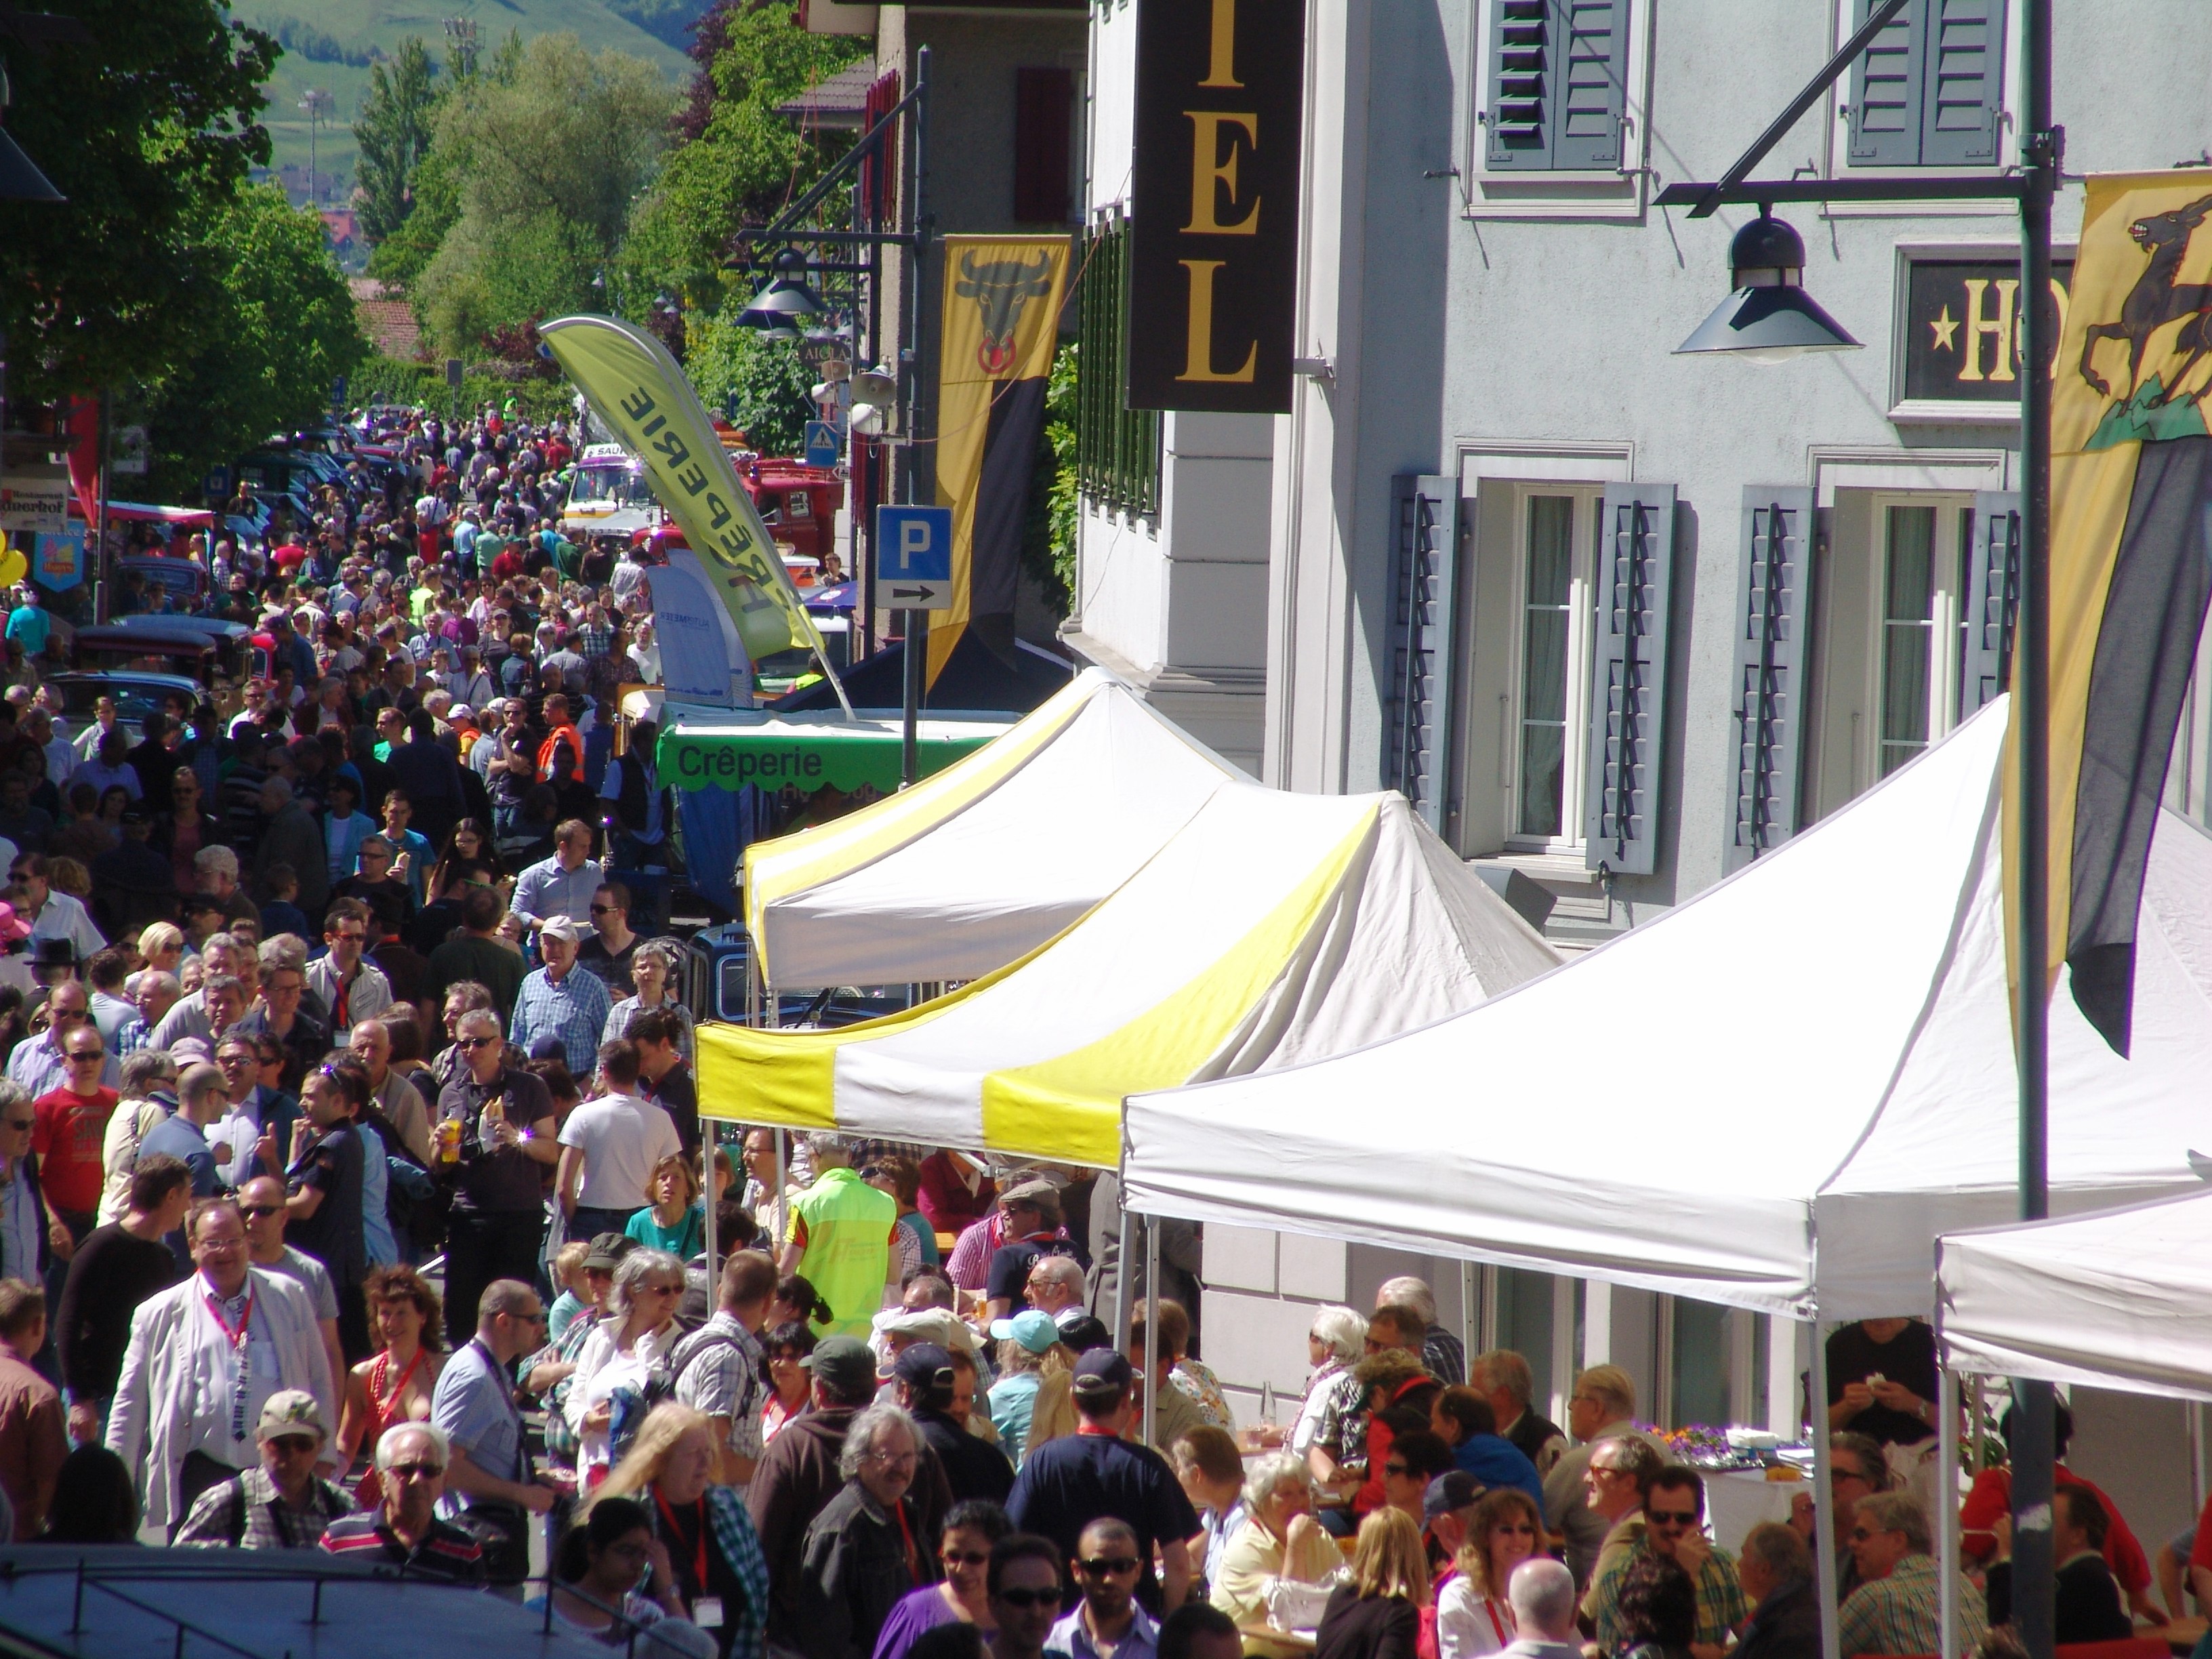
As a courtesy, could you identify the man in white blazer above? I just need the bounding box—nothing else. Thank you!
[106,1195,334,1538]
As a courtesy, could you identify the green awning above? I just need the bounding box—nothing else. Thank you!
[656,705,1016,795]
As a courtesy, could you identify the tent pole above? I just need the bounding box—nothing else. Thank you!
[775,1130,789,1252]
[1459,1261,1477,1385]
[2192,1402,2207,1515]
[1111,1200,1133,1355]
[1142,1215,1161,1450]
[1811,1321,1841,1659]
[1938,1368,1960,1659]
[703,1121,720,1287]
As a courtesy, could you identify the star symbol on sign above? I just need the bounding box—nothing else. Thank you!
[1929,306,1960,352]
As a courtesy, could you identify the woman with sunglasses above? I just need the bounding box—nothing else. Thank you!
[1435,1488,1543,1659]
[589,1401,771,1659]
[760,1320,816,1444]
[565,1247,687,1481]
[873,1500,1011,1659]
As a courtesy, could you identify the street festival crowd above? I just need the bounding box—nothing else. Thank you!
[0,406,2192,1659]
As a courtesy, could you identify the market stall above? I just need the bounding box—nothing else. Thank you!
[742,666,1242,988]
[698,781,1559,1166]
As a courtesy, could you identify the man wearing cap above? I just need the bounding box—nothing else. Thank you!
[985,1181,1084,1324]
[173,1388,355,1548]
[780,1132,901,1340]
[750,1332,954,1653]
[1008,1349,1200,1615]
[510,914,611,1078]
[894,1341,1014,1504]
[106,1195,335,1538]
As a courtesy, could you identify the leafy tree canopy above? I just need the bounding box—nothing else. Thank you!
[353,36,441,246]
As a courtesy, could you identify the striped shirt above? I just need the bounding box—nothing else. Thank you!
[1586,1525,1748,1653]
[319,1511,487,1583]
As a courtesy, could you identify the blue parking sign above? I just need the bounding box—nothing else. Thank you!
[875,504,953,609]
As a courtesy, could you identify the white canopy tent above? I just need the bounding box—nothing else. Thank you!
[1939,1186,2212,1403]
[741,667,1242,988]
[1122,698,2212,1319]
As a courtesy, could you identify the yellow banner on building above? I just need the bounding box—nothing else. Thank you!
[541,314,821,668]
[929,236,1070,682]
[2007,169,2212,1052]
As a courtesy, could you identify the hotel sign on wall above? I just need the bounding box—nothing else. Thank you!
[1895,255,2076,419]
[1126,0,1305,413]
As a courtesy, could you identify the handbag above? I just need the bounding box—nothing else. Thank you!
[455,1500,533,1585]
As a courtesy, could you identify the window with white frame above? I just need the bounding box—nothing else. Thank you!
[1509,488,1599,847]
[1807,493,1973,821]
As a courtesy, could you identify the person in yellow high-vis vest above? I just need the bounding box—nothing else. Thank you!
[777,1132,901,1338]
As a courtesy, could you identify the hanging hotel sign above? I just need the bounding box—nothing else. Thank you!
[1894,254,2076,417]
[0,470,69,535]
[1126,0,1305,413]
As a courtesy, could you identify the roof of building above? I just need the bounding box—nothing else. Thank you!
[775,62,878,129]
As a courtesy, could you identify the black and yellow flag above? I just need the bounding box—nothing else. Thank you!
[929,235,1070,683]
[2009,169,2212,1052]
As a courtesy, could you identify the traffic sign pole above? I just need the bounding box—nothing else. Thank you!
[876,503,954,787]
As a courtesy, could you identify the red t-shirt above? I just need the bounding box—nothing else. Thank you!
[272,543,307,575]
[30,1084,118,1215]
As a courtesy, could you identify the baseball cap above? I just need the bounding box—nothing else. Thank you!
[255,1389,329,1444]
[1072,1348,1134,1397]
[802,1334,878,1397]
[538,916,583,945]
[1423,1470,1482,1525]
[990,1308,1059,1355]
[892,1341,956,1398]
[583,1232,635,1272]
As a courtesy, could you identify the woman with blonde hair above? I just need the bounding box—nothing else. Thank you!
[1435,1488,1542,1659]
[589,1402,770,1659]
[1211,1452,1346,1657]
[566,1248,687,1479]
[1315,1509,1428,1659]
[135,922,185,979]
[626,1151,705,1258]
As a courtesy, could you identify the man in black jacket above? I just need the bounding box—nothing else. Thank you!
[1734,1523,1821,1659]
[893,1342,1013,1504]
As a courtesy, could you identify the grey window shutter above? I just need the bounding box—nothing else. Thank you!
[1962,490,2020,715]
[1847,0,1925,165]
[1551,0,1628,171]
[1387,475,1460,834]
[1486,0,1624,171]
[1920,0,2007,165]
[1725,489,1816,874]
[1486,0,1551,169]
[1583,485,1676,876]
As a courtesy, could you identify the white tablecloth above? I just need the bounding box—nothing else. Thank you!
[1704,1467,1807,1554]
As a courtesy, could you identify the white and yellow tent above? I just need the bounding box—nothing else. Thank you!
[702,781,1560,1166]
[743,668,1242,989]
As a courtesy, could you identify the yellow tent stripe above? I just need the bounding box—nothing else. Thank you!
[978,804,1380,1166]
[742,674,1097,970]
[696,902,1092,1127]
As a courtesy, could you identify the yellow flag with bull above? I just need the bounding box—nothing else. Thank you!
[928,236,1070,684]
[2009,169,2212,1052]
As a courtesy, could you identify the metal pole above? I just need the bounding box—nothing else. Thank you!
[1110,1194,1132,1355]
[1141,1214,1160,1449]
[1811,1322,1840,1659]
[1938,1369,1960,1659]
[94,390,111,625]
[702,1120,719,1286]
[899,45,932,790]
[2011,1,2057,1654]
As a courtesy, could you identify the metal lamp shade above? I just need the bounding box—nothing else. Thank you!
[0,131,62,203]
[1675,282,1860,363]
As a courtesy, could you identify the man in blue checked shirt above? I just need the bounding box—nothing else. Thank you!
[510,819,603,935]
[508,916,611,1078]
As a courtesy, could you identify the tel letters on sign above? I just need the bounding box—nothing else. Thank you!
[1127,0,1305,413]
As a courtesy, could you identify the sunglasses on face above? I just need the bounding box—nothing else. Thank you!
[994,1589,1060,1610]
[1079,1558,1139,1578]
[1647,1510,1700,1528]
[386,1462,442,1481]
[457,1035,498,1050]
[943,1550,989,1568]
[66,1049,104,1063]
[239,1204,282,1219]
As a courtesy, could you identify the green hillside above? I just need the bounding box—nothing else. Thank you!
[245,0,702,203]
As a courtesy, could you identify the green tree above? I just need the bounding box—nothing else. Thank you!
[411,32,675,354]
[354,37,442,245]
[0,0,276,405]
[684,308,815,457]
[142,186,369,495]
[621,2,864,308]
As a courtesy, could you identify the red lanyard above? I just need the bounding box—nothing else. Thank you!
[204,1287,255,1348]
[655,1488,710,1591]
[892,1496,919,1580]
[1483,1599,1509,1645]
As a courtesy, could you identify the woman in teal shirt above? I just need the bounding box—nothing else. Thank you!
[625,1151,705,1260]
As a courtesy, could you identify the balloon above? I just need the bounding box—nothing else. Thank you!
[0,547,24,587]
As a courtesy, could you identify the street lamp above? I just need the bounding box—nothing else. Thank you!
[1673,209,1860,363]
[299,87,332,207]
[739,247,826,334]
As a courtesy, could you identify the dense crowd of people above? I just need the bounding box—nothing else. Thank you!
[0,406,2173,1659]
